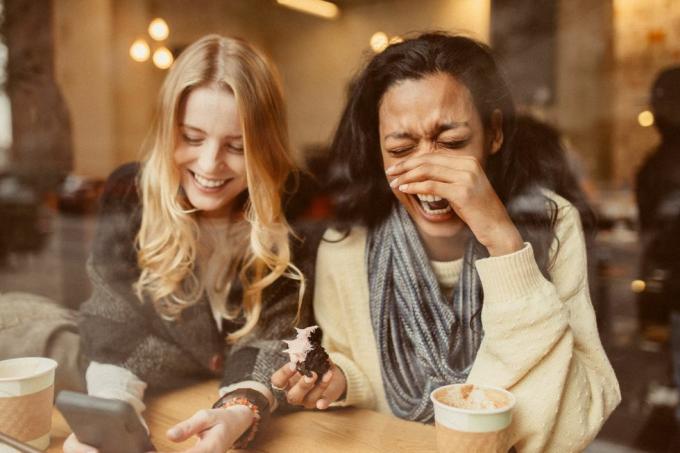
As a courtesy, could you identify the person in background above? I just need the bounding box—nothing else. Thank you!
[1,34,321,452]
[635,65,680,428]
[272,33,620,452]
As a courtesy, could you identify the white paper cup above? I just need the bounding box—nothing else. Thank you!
[430,383,515,453]
[0,357,58,451]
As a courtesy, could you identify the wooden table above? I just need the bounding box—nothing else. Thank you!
[48,380,436,452]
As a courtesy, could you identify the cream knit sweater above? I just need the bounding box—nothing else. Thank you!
[314,192,621,452]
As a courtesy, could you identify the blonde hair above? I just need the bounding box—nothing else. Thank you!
[135,35,303,342]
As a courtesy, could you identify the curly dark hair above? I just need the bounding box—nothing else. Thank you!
[328,32,594,278]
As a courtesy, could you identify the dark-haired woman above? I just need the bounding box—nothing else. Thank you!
[272,33,620,452]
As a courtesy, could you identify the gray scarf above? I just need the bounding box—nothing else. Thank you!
[367,205,484,422]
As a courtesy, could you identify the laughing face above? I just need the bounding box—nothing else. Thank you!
[378,72,492,242]
[174,84,247,218]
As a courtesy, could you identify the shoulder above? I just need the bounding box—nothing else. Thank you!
[316,226,368,271]
[540,188,581,229]
[320,226,367,252]
[540,190,588,292]
[99,162,141,212]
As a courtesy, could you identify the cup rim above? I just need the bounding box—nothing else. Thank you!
[0,357,58,382]
[430,383,516,415]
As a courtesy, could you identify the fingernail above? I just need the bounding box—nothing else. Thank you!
[385,165,395,174]
[389,178,399,188]
[304,375,314,384]
[167,427,181,438]
[399,184,408,191]
[322,372,332,383]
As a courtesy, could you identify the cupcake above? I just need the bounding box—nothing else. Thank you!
[283,326,330,378]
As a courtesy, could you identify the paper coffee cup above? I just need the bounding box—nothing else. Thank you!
[0,357,58,451]
[430,383,515,453]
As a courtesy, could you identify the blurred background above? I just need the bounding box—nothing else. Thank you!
[1,1,679,451]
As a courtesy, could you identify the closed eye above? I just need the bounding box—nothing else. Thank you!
[438,139,469,150]
[182,134,203,146]
[387,146,415,156]
[226,143,244,154]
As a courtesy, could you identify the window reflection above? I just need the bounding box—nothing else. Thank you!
[1,1,680,450]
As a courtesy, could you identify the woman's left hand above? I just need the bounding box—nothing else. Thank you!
[164,405,254,453]
[386,153,523,256]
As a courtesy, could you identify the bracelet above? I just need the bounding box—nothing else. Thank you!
[212,388,271,449]
[216,397,260,449]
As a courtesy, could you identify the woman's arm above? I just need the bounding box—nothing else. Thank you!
[79,163,206,390]
[467,201,620,453]
[270,228,375,410]
[309,229,375,409]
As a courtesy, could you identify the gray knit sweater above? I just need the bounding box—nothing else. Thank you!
[78,163,321,399]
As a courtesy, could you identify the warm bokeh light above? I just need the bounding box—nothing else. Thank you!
[129,39,150,62]
[638,110,654,127]
[389,36,404,45]
[370,32,389,53]
[631,279,646,293]
[148,18,169,41]
[152,47,174,69]
[276,0,339,19]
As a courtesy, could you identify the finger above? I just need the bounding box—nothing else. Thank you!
[317,369,348,410]
[285,372,318,405]
[302,370,333,409]
[167,409,216,442]
[63,433,99,453]
[389,166,474,189]
[271,362,298,389]
[183,434,222,453]
[397,180,453,198]
[386,153,479,176]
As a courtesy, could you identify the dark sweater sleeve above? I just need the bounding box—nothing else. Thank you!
[220,223,325,407]
[78,163,206,390]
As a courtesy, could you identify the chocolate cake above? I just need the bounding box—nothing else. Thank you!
[283,326,330,378]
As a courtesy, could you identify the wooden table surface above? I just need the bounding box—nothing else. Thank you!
[48,380,436,452]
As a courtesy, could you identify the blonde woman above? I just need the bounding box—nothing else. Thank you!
[47,34,318,452]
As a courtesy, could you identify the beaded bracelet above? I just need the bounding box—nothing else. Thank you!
[213,388,271,449]
[216,396,261,449]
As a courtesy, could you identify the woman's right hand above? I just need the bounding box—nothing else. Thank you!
[63,433,98,453]
[271,362,346,410]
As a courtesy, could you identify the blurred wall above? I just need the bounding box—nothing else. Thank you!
[266,0,490,157]
[612,0,680,186]
[54,0,115,180]
[53,0,490,178]
[555,0,614,182]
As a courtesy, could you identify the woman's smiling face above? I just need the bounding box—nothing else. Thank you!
[174,84,248,218]
[378,72,497,241]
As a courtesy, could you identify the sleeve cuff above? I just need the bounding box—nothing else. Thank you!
[328,352,375,409]
[474,242,550,304]
[219,380,277,413]
[85,361,148,431]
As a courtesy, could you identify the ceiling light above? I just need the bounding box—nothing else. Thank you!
[148,18,169,41]
[129,39,150,62]
[276,0,339,20]
[153,47,174,69]
[638,110,654,127]
[370,32,389,53]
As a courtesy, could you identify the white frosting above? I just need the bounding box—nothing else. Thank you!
[283,326,319,365]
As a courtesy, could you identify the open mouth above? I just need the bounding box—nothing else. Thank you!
[413,193,453,216]
[189,170,231,190]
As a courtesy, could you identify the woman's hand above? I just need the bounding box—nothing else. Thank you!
[63,433,98,453]
[386,154,523,256]
[271,362,346,410]
[166,405,254,453]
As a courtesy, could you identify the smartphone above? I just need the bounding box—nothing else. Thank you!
[55,391,155,453]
